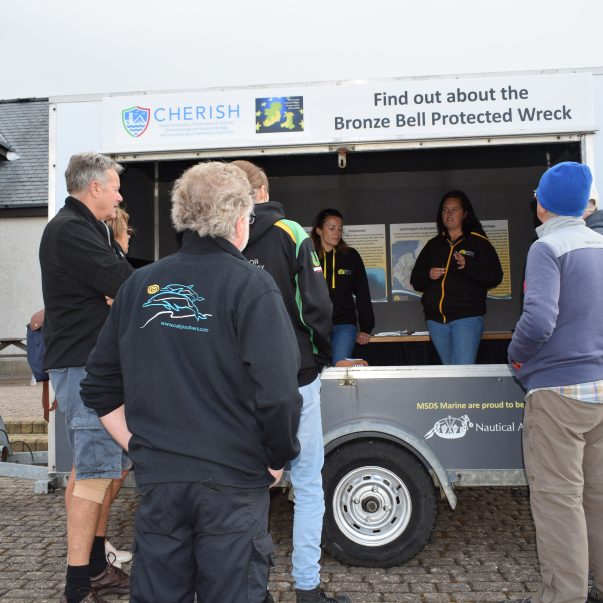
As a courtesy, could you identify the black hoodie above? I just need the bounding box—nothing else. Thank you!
[586,209,603,235]
[410,231,503,323]
[244,202,332,383]
[320,247,375,334]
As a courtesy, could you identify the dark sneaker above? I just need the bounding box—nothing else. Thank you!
[588,587,602,603]
[90,562,129,596]
[60,589,109,602]
[296,586,351,603]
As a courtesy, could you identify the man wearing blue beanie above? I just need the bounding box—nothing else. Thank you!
[507,161,603,603]
[535,161,593,216]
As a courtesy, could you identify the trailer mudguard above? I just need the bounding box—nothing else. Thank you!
[323,419,457,509]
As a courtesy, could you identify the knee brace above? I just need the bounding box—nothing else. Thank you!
[73,478,112,504]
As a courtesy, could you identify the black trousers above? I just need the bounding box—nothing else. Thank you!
[130,480,272,603]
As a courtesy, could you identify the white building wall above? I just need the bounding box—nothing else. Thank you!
[0,217,45,343]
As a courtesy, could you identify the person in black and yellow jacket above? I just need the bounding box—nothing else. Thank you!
[410,190,502,365]
[234,161,351,603]
[311,208,375,365]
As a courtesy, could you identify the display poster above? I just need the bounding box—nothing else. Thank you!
[482,220,511,299]
[390,223,437,301]
[389,220,511,302]
[342,224,388,302]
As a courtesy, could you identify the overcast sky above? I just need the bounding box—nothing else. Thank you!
[2,0,603,100]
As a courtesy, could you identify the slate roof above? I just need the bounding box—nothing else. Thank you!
[0,99,49,208]
[0,130,12,152]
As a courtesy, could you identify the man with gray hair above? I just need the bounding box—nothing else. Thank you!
[40,152,134,602]
[81,161,303,603]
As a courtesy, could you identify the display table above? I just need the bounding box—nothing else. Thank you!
[353,331,512,366]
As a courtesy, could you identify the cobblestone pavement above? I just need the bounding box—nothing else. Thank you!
[0,378,540,602]
[0,477,539,603]
[0,378,44,420]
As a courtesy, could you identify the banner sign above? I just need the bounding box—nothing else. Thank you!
[102,73,595,153]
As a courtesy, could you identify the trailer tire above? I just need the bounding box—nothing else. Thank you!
[322,440,437,567]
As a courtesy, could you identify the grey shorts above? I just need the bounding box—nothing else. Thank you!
[49,366,131,479]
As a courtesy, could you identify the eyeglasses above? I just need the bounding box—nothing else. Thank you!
[441,207,462,214]
[249,212,256,225]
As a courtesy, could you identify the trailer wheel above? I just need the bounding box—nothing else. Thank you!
[322,440,437,567]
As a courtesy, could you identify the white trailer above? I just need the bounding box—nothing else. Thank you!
[319,363,526,567]
[5,67,600,564]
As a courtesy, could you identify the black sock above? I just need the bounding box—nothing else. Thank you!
[89,536,107,577]
[65,564,90,603]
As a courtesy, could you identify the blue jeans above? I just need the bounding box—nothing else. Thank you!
[331,323,358,364]
[289,375,324,590]
[48,366,130,479]
[427,316,484,365]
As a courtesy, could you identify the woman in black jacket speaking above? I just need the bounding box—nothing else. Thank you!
[410,190,502,365]
[311,208,374,364]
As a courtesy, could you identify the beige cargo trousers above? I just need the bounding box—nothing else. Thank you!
[523,389,603,603]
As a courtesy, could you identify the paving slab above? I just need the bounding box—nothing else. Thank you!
[0,479,539,601]
[0,378,540,602]
[0,379,44,420]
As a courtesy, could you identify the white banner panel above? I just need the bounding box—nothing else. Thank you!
[102,73,595,153]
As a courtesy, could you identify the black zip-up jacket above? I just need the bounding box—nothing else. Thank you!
[244,202,332,384]
[586,209,603,234]
[321,247,375,333]
[82,233,302,487]
[410,231,503,323]
[39,197,134,369]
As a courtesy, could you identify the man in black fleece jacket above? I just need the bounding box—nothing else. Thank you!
[81,162,302,603]
[40,152,134,603]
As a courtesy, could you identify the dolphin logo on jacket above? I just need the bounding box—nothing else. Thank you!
[141,283,212,328]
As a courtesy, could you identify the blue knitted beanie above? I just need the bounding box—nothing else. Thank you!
[535,161,593,217]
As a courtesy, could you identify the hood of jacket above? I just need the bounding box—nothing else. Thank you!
[247,201,286,245]
[586,209,603,234]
